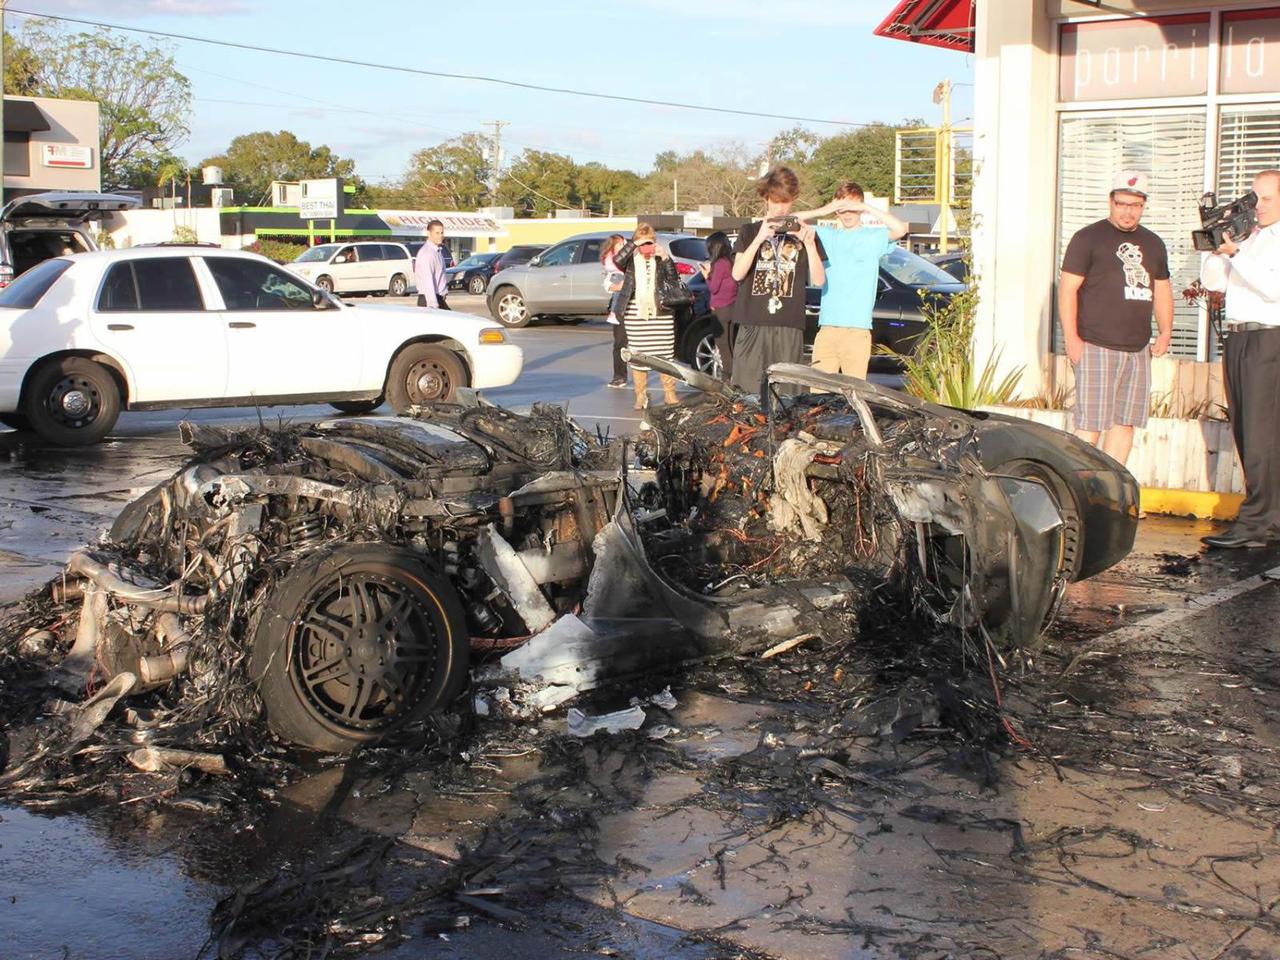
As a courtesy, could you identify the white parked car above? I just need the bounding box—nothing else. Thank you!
[0,247,523,445]
[289,241,417,296]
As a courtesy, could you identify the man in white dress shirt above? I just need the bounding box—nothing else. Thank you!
[1201,169,1280,548]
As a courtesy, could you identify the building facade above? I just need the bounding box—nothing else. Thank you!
[3,96,100,199]
[878,0,1280,392]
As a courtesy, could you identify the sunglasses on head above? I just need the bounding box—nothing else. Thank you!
[636,240,655,247]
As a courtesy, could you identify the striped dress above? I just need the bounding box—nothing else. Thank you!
[622,261,675,371]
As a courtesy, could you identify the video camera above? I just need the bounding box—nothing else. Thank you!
[1192,190,1257,252]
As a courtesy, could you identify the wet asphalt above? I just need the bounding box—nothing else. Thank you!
[3,294,1280,958]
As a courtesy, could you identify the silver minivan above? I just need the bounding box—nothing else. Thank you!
[485,230,705,329]
[290,241,417,296]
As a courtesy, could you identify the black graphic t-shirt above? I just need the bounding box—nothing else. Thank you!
[1061,219,1169,352]
[732,221,827,331]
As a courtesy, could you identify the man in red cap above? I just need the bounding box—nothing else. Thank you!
[1058,170,1173,466]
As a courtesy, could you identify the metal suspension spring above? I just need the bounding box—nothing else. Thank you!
[286,515,326,546]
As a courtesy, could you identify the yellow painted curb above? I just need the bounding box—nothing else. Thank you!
[1140,488,1242,520]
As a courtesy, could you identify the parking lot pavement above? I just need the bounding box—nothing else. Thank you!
[7,335,1280,958]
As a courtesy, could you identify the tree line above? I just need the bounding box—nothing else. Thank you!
[6,19,924,216]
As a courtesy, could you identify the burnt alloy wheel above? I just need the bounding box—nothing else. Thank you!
[996,459,1082,579]
[249,544,469,753]
[388,274,408,297]
[468,274,487,295]
[316,275,334,293]
[330,398,383,414]
[385,343,466,412]
[23,357,121,446]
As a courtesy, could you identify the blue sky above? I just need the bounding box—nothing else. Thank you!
[8,0,975,183]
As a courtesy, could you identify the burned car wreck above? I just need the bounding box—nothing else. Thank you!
[8,358,1138,754]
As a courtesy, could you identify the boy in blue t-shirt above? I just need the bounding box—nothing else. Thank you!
[795,181,910,379]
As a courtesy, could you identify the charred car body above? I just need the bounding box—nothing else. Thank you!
[31,360,1138,753]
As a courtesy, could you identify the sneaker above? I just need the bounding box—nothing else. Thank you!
[608,378,627,388]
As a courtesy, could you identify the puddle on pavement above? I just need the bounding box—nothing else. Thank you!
[0,803,226,960]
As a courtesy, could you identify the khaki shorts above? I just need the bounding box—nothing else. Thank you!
[1072,342,1150,431]
[811,326,872,379]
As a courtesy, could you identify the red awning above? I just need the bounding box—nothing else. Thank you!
[874,0,975,52]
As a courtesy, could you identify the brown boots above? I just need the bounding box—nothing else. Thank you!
[632,370,679,410]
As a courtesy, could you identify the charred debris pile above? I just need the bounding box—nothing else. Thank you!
[0,390,1043,812]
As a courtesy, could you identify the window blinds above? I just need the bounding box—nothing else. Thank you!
[1056,111,1207,358]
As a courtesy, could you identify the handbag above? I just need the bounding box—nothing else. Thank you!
[656,261,692,309]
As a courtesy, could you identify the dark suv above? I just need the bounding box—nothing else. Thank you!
[0,191,138,285]
[492,244,546,275]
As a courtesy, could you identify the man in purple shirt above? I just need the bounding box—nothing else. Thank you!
[414,219,450,309]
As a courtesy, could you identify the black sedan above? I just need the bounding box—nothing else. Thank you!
[445,252,502,294]
[677,247,965,378]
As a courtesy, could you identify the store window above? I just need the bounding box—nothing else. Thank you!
[1056,111,1206,358]
[1055,7,1280,360]
[1217,108,1280,197]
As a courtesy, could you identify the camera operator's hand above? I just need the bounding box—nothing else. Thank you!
[1217,233,1240,257]
[1152,331,1172,357]
[1065,333,1085,365]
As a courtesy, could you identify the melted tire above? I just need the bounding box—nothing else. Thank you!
[997,459,1081,580]
[249,543,469,753]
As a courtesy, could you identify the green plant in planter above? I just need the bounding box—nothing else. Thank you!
[877,260,1023,408]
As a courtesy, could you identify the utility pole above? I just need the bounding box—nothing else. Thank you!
[1,1,7,211]
[933,78,954,254]
[483,120,507,199]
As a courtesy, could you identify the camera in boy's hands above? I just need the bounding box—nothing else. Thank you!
[766,215,801,234]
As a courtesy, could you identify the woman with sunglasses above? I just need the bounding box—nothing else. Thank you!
[611,223,681,409]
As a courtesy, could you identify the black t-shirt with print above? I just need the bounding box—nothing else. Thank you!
[732,221,827,331]
[1061,219,1170,352]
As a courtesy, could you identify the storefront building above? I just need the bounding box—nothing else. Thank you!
[877,1,1280,392]
[3,95,101,199]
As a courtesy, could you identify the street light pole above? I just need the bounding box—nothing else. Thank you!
[1,0,8,211]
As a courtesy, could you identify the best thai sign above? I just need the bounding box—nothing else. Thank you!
[1059,15,1210,102]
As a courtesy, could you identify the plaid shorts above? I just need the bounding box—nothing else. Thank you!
[1072,342,1150,431]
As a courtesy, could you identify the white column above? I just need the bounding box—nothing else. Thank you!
[971,0,1057,397]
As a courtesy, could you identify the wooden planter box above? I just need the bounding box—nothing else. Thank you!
[983,406,1242,494]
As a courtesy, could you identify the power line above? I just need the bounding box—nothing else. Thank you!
[501,171,577,212]
[8,7,872,129]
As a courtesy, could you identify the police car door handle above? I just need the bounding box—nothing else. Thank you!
[106,323,134,331]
